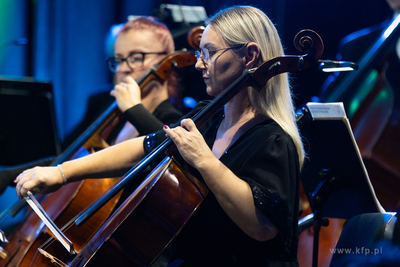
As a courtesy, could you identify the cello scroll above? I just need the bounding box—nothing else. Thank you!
[251,29,323,87]
[187,26,204,50]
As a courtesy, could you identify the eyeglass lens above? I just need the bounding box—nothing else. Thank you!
[107,53,144,72]
[195,49,211,62]
[195,45,245,63]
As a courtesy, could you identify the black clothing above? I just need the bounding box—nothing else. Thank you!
[123,100,183,137]
[145,106,300,266]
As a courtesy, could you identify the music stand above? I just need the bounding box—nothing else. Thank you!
[297,102,384,267]
[0,77,61,166]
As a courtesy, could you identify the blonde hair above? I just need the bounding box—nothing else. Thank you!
[206,6,305,167]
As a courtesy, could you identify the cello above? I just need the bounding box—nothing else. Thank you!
[322,14,400,211]
[32,29,325,267]
[0,49,198,267]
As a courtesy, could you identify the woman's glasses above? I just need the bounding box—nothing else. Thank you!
[195,44,247,62]
[106,52,167,73]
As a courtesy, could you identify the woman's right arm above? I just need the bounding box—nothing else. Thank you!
[16,136,145,198]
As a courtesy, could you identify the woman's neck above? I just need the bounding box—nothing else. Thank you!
[213,92,268,159]
[223,91,258,128]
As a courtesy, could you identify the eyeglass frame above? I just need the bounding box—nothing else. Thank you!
[195,44,247,63]
[106,51,167,73]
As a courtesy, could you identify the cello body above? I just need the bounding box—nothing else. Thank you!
[67,156,206,267]
[2,178,120,267]
[350,55,400,211]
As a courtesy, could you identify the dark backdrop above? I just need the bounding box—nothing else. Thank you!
[0,0,392,143]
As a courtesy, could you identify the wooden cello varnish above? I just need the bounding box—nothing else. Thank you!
[70,156,207,267]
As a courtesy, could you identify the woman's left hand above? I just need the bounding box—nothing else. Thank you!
[163,119,215,169]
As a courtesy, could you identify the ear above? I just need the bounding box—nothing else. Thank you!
[244,42,261,69]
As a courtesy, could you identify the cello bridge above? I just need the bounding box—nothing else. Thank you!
[37,248,68,267]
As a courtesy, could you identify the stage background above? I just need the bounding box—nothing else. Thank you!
[0,0,392,143]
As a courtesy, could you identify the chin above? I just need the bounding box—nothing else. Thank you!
[206,85,222,98]
[206,88,216,97]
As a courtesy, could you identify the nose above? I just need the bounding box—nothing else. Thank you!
[195,57,206,71]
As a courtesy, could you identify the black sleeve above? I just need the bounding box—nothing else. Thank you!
[124,104,165,135]
[240,134,299,253]
[123,103,183,136]
[143,100,211,154]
